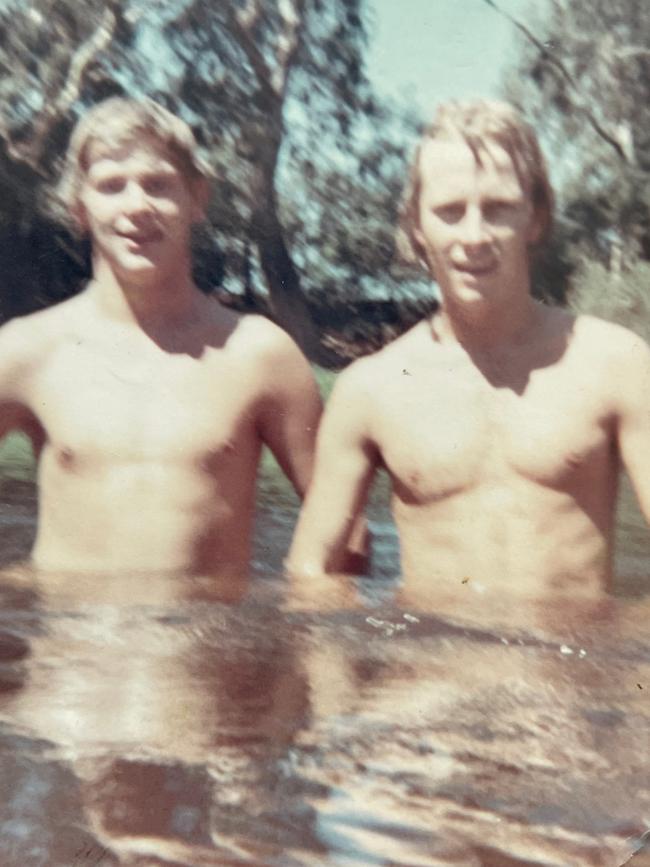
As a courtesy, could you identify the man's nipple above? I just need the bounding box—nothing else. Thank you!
[56,446,76,469]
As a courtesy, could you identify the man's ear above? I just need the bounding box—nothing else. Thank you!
[190,177,211,223]
[410,227,434,277]
[526,206,546,247]
[72,199,89,235]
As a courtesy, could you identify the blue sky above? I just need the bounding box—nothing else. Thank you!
[366,0,540,114]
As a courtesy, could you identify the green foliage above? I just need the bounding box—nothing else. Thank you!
[568,259,650,343]
[0,0,422,363]
[312,365,337,400]
[0,433,36,481]
[503,0,650,274]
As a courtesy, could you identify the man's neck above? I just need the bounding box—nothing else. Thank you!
[89,257,201,330]
[431,293,542,355]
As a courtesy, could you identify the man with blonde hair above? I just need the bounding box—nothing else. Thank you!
[0,96,322,579]
[289,99,650,605]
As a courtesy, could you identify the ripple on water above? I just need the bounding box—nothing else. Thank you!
[0,488,648,864]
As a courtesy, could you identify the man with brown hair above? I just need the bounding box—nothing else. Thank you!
[289,99,650,604]
[0,97,322,579]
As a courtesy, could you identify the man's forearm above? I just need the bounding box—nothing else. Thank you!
[328,515,370,576]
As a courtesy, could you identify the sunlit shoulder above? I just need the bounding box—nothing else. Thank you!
[0,294,88,367]
[571,312,650,369]
[229,310,299,349]
[225,310,312,370]
[337,320,429,384]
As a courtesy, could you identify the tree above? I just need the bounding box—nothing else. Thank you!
[0,0,422,365]
[488,0,650,275]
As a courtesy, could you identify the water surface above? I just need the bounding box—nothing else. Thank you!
[0,473,649,866]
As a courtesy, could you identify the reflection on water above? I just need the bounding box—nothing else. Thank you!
[0,479,649,865]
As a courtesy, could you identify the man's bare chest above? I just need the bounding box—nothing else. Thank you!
[26,341,258,463]
[374,364,614,501]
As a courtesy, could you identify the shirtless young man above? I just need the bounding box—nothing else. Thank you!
[0,97,322,578]
[289,100,650,603]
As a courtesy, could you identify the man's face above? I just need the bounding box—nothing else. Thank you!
[414,136,540,312]
[78,135,203,283]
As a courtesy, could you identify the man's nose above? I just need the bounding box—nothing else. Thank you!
[123,181,152,215]
[459,206,490,246]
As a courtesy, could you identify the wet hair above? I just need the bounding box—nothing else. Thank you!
[56,97,213,228]
[396,99,554,268]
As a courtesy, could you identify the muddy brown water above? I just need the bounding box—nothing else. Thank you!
[0,473,649,866]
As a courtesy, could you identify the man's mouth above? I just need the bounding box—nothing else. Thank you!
[454,262,496,277]
[118,229,163,245]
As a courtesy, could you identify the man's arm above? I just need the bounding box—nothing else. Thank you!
[0,317,39,441]
[255,329,323,499]
[613,328,650,523]
[287,362,378,579]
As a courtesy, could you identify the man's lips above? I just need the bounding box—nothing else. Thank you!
[453,262,496,277]
[117,229,163,245]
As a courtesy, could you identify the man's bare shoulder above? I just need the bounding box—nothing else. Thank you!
[223,311,305,361]
[336,321,431,386]
[327,322,429,410]
[218,311,319,404]
[0,295,87,369]
[567,313,650,411]
[571,312,650,365]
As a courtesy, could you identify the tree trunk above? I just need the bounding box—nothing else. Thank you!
[252,191,342,368]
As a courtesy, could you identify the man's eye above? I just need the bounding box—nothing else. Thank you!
[143,176,173,195]
[96,178,125,194]
[484,200,516,221]
[434,204,464,223]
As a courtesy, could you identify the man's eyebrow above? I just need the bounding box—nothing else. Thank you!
[87,159,123,175]
[483,194,525,209]
[135,167,182,184]
[430,198,464,209]
[87,167,124,182]
[483,194,519,202]
[142,163,178,174]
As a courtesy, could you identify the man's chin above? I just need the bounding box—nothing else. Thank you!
[120,256,158,273]
[450,282,494,307]
[112,255,161,284]
[451,266,502,297]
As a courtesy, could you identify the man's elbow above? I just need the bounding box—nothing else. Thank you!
[284,545,361,611]
[292,503,371,571]
[286,542,369,582]
[285,536,329,581]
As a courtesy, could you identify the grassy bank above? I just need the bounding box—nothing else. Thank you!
[0,433,36,482]
[569,259,650,343]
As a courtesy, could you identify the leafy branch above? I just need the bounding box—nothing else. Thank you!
[481,0,631,163]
